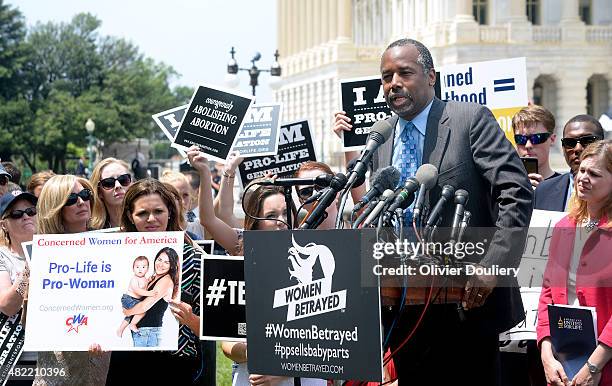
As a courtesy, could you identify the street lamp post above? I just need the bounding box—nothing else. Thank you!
[85,118,95,174]
[226,47,282,96]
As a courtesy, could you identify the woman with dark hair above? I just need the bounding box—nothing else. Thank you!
[122,246,179,347]
[105,178,204,384]
[537,139,612,386]
[185,147,322,386]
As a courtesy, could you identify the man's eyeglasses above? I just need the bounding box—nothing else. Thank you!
[6,207,37,219]
[561,135,601,149]
[99,174,132,190]
[514,132,551,146]
[65,189,92,206]
[0,176,8,186]
[297,186,323,201]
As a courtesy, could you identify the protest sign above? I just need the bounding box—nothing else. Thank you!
[499,209,566,346]
[339,76,393,151]
[438,57,528,144]
[244,229,382,381]
[172,84,254,162]
[200,255,246,341]
[25,231,184,351]
[238,119,317,187]
[195,240,215,255]
[152,104,189,157]
[231,103,283,157]
[0,310,25,386]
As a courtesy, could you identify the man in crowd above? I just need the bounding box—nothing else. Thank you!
[534,115,604,211]
[512,105,559,187]
[362,38,533,385]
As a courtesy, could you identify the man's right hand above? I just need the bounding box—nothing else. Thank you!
[528,173,544,188]
[332,111,352,139]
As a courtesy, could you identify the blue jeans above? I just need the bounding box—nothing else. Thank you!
[121,294,142,322]
[131,327,162,347]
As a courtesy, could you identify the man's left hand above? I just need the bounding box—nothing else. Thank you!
[462,265,497,310]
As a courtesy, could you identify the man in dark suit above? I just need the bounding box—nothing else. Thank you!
[356,38,533,385]
[534,115,604,211]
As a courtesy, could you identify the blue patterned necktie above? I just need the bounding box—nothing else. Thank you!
[399,121,419,223]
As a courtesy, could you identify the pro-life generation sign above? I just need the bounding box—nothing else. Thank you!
[438,57,528,144]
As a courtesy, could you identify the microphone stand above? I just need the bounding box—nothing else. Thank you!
[283,185,294,229]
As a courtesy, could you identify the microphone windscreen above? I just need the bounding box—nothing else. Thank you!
[415,164,438,189]
[330,173,348,190]
[381,189,395,199]
[372,166,400,191]
[454,189,469,204]
[369,119,394,143]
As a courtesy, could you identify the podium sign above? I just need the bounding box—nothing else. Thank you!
[244,229,382,381]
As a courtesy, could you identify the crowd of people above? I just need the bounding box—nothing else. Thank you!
[0,37,610,386]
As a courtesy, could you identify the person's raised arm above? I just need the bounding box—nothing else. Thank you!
[214,151,244,228]
[187,146,240,254]
[123,276,172,316]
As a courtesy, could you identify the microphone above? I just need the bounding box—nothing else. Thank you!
[412,164,438,225]
[450,189,469,242]
[346,158,367,189]
[425,184,456,228]
[258,174,333,187]
[457,210,472,243]
[345,120,394,189]
[301,189,324,205]
[299,173,348,229]
[381,177,420,223]
[353,166,400,212]
[361,189,395,227]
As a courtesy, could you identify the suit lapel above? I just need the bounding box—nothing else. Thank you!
[379,115,399,166]
[422,98,450,170]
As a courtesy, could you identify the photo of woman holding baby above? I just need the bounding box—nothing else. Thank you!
[121,247,179,347]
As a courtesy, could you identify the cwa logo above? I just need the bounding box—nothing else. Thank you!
[66,313,88,333]
[272,235,347,321]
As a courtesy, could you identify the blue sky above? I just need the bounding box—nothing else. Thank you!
[7,0,278,103]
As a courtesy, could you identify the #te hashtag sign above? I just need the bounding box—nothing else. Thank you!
[206,278,227,306]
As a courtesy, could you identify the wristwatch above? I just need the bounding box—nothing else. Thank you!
[587,361,601,374]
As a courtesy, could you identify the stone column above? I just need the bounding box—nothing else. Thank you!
[507,0,531,42]
[448,0,479,43]
[328,0,338,42]
[338,0,352,42]
[561,0,580,23]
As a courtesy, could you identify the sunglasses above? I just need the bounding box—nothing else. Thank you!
[0,176,8,186]
[297,185,323,201]
[561,135,601,149]
[99,174,132,190]
[65,189,92,207]
[7,207,37,219]
[514,132,551,146]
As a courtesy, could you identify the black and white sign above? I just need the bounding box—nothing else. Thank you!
[339,76,393,151]
[238,119,317,187]
[200,256,246,342]
[244,230,383,381]
[172,84,254,162]
[195,240,215,255]
[0,310,25,385]
[152,104,189,157]
[232,103,283,157]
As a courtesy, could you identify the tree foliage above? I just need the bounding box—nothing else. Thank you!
[0,6,192,172]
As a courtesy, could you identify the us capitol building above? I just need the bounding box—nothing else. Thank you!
[272,0,612,169]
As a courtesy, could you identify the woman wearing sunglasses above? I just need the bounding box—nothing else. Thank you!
[90,158,133,229]
[0,190,36,316]
[0,190,37,385]
[105,178,205,384]
[34,175,109,385]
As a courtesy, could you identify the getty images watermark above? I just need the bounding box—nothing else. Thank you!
[361,227,534,288]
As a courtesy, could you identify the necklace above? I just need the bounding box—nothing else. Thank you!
[584,218,599,233]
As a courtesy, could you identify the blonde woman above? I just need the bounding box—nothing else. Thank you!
[90,158,132,229]
[34,174,108,385]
